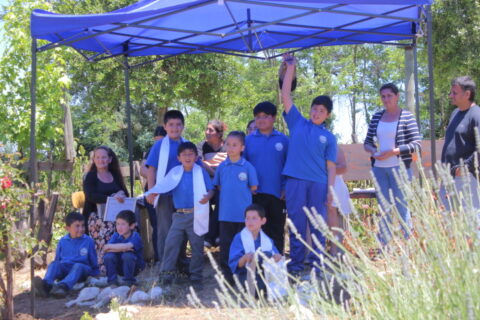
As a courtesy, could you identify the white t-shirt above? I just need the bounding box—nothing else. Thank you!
[374,120,399,167]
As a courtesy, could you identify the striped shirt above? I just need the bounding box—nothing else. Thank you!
[364,109,421,168]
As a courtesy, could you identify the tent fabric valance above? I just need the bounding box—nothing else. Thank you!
[31,0,432,62]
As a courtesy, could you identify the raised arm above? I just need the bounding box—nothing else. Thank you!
[280,53,296,114]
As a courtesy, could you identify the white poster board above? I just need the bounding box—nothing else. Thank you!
[103,197,137,222]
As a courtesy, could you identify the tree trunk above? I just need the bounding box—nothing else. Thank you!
[404,46,415,115]
[62,89,75,161]
[3,234,14,320]
[157,107,168,125]
[350,46,359,144]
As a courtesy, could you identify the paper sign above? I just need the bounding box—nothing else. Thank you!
[103,197,137,222]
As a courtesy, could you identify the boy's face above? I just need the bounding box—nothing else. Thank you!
[245,210,266,233]
[226,136,244,158]
[310,104,330,125]
[116,218,135,237]
[164,118,184,140]
[66,220,85,239]
[177,149,197,170]
[255,112,275,133]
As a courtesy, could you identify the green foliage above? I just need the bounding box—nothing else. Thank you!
[431,0,480,136]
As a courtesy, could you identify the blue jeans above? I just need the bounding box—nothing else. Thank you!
[285,178,327,272]
[372,166,412,244]
[104,252,141,284]
[44,261,92,290]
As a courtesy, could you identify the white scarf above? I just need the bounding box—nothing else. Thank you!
[155,136,186,193]
[146,164,209,236]
[240,227,273,296]
[240,227,272,254]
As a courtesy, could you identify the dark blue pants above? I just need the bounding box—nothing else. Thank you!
[285,178,327,272]
[44,261,91,290]
[144,196,159,261]
[104,252,141,284]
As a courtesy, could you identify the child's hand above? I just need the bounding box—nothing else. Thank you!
[199,194,210,204]
[273,253,282,263]
[282,53,296,66]
[244,253,254,264]
[146,193,158,205]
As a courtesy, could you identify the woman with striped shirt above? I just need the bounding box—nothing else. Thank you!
[364,83,421,244]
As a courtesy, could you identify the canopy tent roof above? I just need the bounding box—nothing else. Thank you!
[31,0,431,64]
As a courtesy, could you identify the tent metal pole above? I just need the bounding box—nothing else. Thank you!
[123,46,134,196]
[426,5,436,175]
[413,40,421,126]
[29,37,38,318]
[247,8,253,52]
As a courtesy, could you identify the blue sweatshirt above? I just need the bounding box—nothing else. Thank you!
[54,234,99,276]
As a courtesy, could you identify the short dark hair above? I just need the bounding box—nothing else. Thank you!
[246,120,255,132]
[227,131,246,145]
[253,101,277,117]
[65,211,84,227]
[163,110,185,125]
[154,126,167,137]
[311,95,333,113]
[451,76,476,102]
[244,203,266,218]
[379,83,400,95]
[116,210,136,225]
[177,141,198,156]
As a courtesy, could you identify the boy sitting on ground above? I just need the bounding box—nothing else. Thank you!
[229,204,282,295]
[146,142,214,290]
[34,212,99,298]
[103,210,145,286]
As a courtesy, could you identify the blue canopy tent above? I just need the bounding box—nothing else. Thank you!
[28,0,435,310]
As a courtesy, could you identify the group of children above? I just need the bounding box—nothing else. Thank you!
[35,53,346,297]
[34,210,145,298]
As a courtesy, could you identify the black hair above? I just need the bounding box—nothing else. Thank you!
[310,95,333,113]
[65,211,85,227]
[244,203,266,218]
[379,83,400,95]
[246,120,256,133]
[177,141,198,156]
[154,126,167,137]
[451,76,476,102]
[253,101,277,117]
[227,130,246,145]
[116,210,136,226]
[163,110,185,125]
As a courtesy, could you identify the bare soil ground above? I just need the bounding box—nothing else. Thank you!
[13,249,227,320]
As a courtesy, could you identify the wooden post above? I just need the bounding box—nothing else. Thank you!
[405,46,415,115]
[62,94,75,161]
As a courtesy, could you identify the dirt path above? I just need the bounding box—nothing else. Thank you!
[13,250,226,320]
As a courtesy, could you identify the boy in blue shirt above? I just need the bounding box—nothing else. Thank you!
[145,110,188,267]
[157,142,214,289]
[229,204,281,294]
[280,53,337,275]
[245,101,289,254]
[214,131,259,283]
[103,210,145,286]
[33,212,99,298]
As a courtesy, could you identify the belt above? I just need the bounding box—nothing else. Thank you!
[176,208,194,214]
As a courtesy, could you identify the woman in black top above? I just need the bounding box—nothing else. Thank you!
[197,120,227,247]
[83,146,128,269]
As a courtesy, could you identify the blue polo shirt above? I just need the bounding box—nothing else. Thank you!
[108,231,145,270]
[146,137,182,172]
[172,166,214,208]
[245,129,289,198]
[282,105,337,184]
[54,234,99,276]
[213,158,259,223]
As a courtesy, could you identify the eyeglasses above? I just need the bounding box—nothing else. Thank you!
[254,115,272,120]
